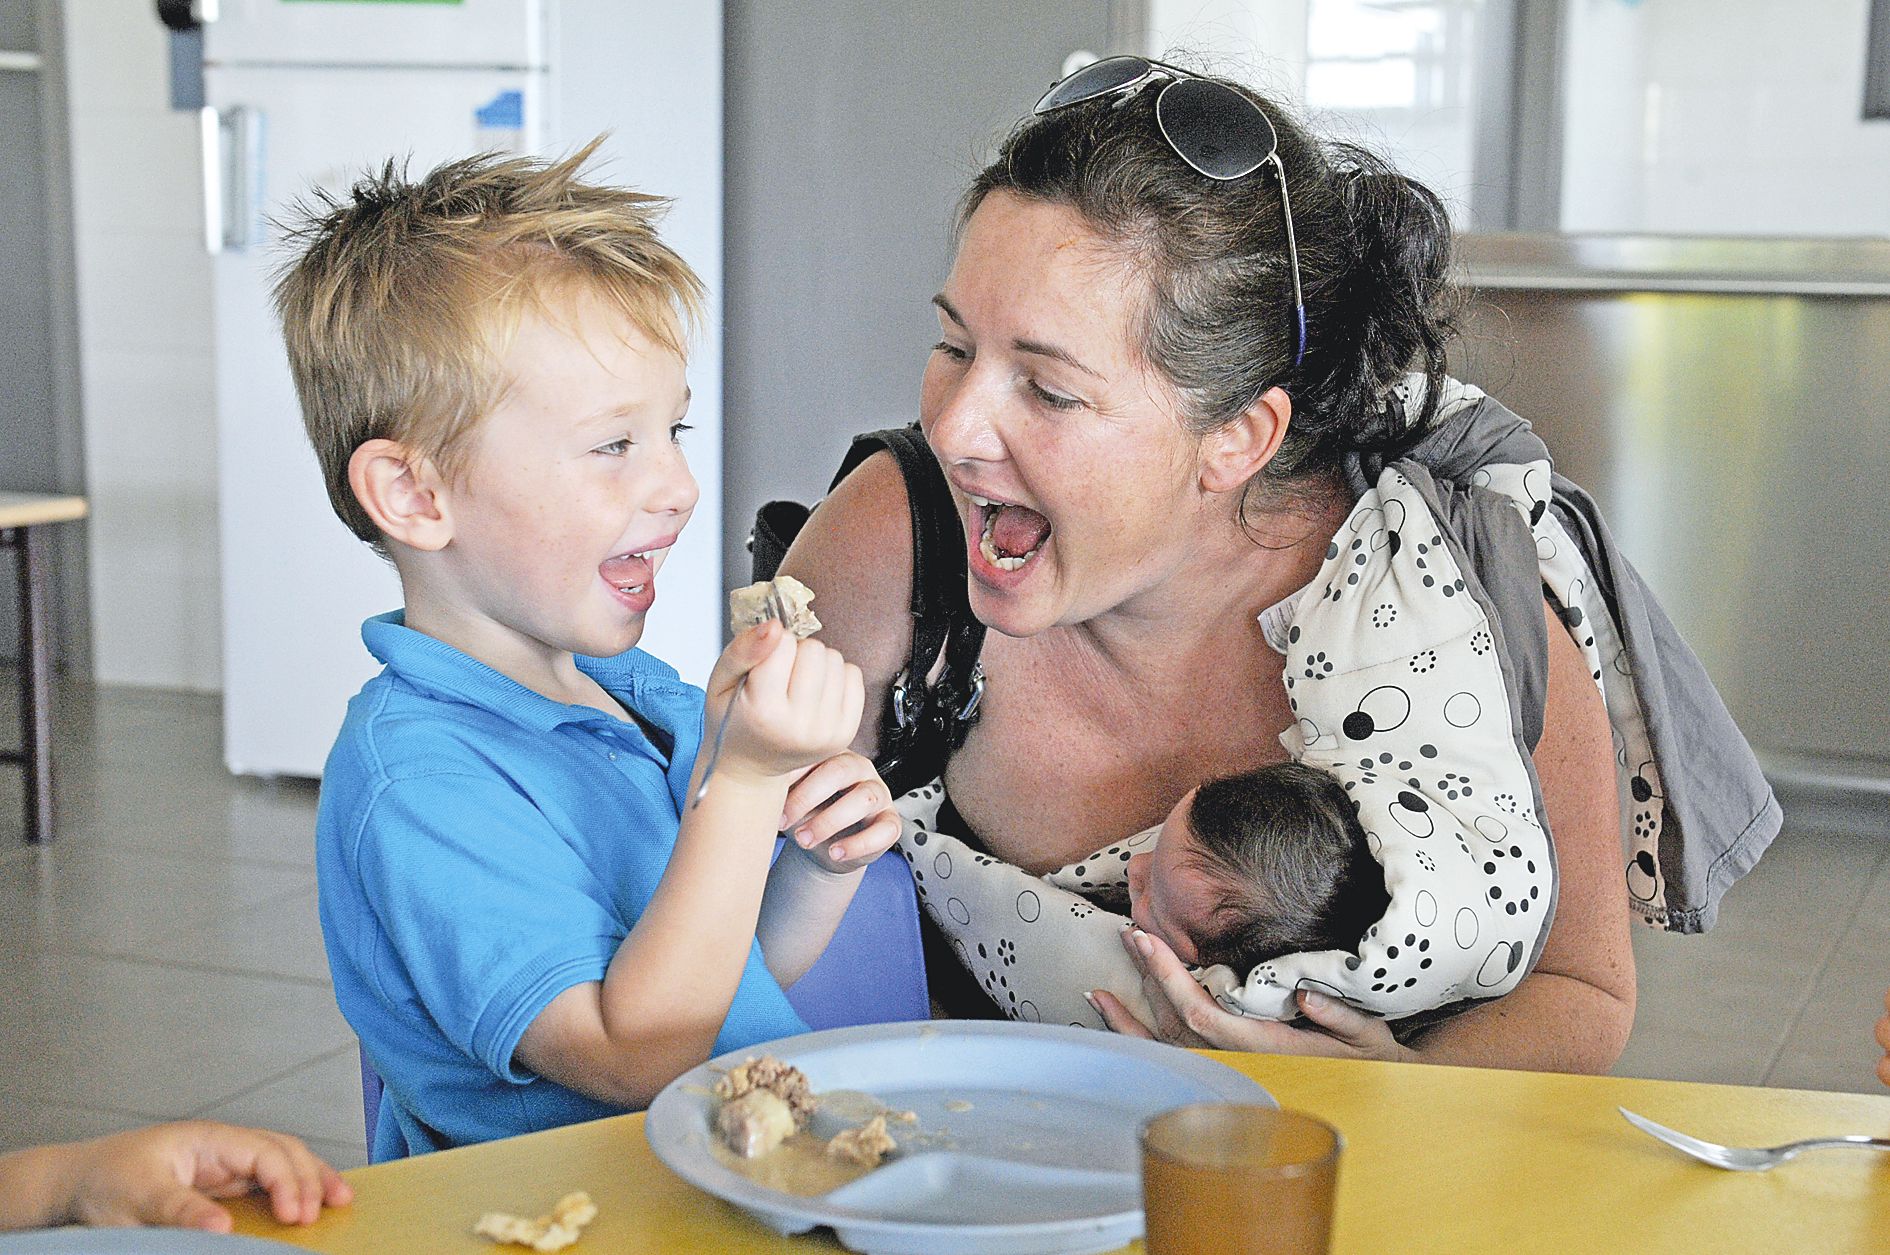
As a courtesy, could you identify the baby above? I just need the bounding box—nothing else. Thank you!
[1126,762,1390,981]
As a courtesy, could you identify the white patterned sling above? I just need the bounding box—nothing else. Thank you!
[894,460,1554,1025]
[889,374,1772,1028]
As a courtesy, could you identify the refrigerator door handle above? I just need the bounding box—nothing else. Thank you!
[199,105,223,254]
[203,104,265,254]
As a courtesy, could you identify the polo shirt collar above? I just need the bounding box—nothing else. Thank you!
[360,610,693,735]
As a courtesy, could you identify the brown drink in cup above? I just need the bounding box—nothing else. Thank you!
[1141,1104,1342,1255]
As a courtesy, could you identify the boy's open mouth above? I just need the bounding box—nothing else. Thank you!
[599,548,663,600]
[970,494,1051,571]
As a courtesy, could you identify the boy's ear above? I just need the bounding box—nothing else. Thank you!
[348,439,453,551]
[1200,385,1292,495]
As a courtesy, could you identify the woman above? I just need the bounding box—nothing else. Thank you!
[778,60,1754,1070]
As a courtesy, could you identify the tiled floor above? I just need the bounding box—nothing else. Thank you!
[0,684,364,1168]
[1,684,1886,1171]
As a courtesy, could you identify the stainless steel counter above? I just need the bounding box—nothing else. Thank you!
[1460,233,1890,297]
[1449,234,1890,796]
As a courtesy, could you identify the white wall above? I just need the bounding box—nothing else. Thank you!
[556,0,722,686]
[1561,0,1890,236]
[62,1,222,691]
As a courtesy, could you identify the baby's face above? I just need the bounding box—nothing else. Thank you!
[1125,790,1235,966]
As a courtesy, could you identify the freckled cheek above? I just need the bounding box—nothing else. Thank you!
[1114,484,1190,566]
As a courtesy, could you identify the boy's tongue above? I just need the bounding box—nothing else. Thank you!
[989,504,1051,559]
[599,553,652,591]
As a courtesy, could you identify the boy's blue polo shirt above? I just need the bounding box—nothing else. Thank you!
[317,612,807,1160]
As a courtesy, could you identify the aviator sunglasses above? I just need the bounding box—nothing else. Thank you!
[1034,55,1307,367]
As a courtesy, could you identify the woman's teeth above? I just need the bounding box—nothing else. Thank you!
[981,528,1029,571]
[970,495,1039,571]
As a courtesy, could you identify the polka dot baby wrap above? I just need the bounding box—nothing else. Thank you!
[892,460,1557,1029]
[1201,463,1555,1020]
[891,371,1764,1030]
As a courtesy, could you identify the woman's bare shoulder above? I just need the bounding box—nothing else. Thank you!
[778,451,917,749]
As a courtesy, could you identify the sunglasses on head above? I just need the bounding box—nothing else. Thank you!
[1034,55,1307,368]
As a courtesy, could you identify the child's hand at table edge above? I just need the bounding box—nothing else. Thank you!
[780,751,899,871]
[9,1120,352,1233]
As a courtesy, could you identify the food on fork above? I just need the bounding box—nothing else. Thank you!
[728,575,821,638]
[826,1114,897,1167]
[473,1190,597,1252]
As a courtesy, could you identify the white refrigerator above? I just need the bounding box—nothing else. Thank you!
[204,0,725,778]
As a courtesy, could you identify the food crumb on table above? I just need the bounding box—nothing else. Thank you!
[473,1190,598,1252]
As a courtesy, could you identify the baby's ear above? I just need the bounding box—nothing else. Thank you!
[1200,385,1292,495]
[349,438,452,551]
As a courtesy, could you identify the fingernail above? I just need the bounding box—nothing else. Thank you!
[830,845,846,861]
[1133,930,1154,957]
[795,829,811,847]
[1300,989,1328,1009]
[1083,991,1100,1011]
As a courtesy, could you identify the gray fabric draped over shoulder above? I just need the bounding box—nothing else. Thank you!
[1349,380,1782,933]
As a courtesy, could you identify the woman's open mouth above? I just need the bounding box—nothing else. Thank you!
[969,494,1052,572]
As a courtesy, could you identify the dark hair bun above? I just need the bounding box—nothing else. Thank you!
[1294,144,1459,470]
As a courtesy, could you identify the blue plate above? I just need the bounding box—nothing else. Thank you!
[646,1020,1273,1255]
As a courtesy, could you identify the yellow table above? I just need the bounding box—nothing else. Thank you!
[231,1053,1890,1253]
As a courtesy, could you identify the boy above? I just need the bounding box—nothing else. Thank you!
[276,144,898,1159]
[1126,762,1389,982]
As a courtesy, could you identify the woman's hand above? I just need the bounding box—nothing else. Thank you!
[780,751,900,870]
[1088,927,1416,1063]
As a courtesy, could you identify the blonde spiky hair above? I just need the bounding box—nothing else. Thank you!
[273,137,704,545]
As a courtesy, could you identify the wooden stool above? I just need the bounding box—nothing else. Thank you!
[0,492,88,844]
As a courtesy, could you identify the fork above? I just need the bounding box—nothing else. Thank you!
[1619,1107,1890,1172]
[692,584,790,808]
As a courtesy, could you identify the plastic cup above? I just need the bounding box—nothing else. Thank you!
[1140,1103,1342,1255]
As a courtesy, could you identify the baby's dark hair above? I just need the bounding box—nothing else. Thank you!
[1183,762,1389,976]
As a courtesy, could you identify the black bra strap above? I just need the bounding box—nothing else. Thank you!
[830,425,987,795]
